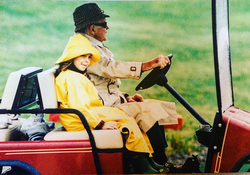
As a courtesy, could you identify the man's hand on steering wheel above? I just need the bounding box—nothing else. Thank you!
[141,55,171,72]
[135,54,173,91]
[126,94,144,102]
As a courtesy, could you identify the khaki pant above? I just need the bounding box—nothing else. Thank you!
[116,99,178,132]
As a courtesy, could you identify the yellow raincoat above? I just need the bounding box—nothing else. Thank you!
[55,34,153,154]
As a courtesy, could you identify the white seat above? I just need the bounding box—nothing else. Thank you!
[36,66,58,109]
[0,67,43,141]
[37,67,124,149]
[44,127,123,149]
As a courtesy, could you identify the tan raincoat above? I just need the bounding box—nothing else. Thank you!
[79,33,178,132]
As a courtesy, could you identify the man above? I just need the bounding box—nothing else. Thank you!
[71,3,178,167]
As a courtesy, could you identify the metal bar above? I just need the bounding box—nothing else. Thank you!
[164,82,210,125]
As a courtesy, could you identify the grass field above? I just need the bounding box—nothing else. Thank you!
[1,0,250,158]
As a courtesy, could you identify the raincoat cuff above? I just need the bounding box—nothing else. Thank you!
[130,62,142,79]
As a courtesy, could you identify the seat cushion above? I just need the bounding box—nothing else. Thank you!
[44,127,124,149]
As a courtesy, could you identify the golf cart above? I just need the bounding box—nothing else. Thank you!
[0,0,249,174]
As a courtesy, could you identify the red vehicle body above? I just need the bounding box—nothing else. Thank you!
[210,106,250,172]
[0,141,120,174]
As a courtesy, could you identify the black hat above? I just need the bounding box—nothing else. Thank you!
[73,3,110,32]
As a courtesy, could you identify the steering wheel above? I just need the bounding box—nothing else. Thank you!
[135,54,173,91]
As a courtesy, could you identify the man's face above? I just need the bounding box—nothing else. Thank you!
[92,18,109,42]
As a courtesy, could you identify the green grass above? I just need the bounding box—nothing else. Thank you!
[1,0,250,158]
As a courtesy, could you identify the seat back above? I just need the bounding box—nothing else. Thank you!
[36,66,58,109]
[0,67,43,110]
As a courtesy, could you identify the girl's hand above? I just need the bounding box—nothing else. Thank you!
[102,121,118,130]
[126,93,144,102]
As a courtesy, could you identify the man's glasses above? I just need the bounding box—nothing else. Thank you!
[93,22,107,28]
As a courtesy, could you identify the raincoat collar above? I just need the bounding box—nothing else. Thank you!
[68,62,87,75]
[81,33,104,48]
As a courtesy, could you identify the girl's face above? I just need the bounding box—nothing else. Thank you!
[73,54,92,71]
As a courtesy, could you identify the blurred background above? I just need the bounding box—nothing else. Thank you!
[0,0,250,166]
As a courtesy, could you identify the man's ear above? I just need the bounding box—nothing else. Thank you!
[89,25,95,35]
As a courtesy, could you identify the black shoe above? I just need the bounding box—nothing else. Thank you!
[148,157,165,170]
[148,158,175,174]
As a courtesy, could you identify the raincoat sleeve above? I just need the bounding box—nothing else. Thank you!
[55,72,103,130]
[87,43,142,80]
[88,58,142,80]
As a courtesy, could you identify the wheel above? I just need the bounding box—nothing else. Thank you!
[0,160,41,175]
[231,153,250,172]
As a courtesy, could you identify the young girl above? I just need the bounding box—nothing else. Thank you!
[54,34,172,174]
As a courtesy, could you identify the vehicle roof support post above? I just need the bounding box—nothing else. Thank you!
[205,0,233,172]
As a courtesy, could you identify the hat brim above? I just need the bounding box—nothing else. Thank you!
[55,38,100,67]
[74,13,110,33]
[55,46,100,66]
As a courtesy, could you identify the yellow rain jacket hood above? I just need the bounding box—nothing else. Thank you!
[55,34,100,66]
